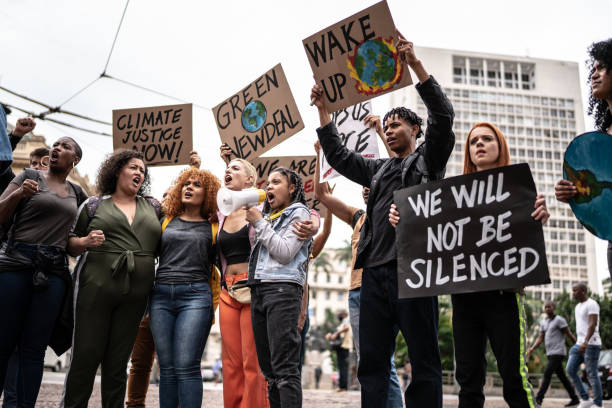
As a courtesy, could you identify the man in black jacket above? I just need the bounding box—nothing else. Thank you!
[311,38,454,408]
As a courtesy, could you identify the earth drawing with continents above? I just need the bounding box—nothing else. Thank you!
[347,37,404,96]
[241,100,267,132]
[563,131,612,240]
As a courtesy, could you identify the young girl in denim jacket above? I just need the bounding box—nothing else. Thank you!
[245,167,312,408]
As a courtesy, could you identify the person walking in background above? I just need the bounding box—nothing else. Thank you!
[527,301,579,407]
[566,283,603,408]
[325,310,351,392]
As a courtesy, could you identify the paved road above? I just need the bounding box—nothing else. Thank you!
[5,372,611,407]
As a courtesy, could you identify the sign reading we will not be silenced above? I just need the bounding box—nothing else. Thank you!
[250,155,327,218]
[213,64,304,161]
[394,164,550,299]
[112,103,192,166]
[302,0,412,113]
[320,101,380,182]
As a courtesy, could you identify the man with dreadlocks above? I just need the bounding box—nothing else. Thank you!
[555,38,612,281]
[245,167,312,408]
[311,36,454,408]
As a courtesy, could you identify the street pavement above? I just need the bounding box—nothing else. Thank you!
[5,372,612,407]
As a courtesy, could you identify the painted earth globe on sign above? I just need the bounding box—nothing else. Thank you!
[563,131,612,240]
[241,100,267,132]
[353,39,397,87]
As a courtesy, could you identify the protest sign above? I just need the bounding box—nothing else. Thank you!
[302,0,412,112]
[250,155,327,218]
[321,101,380,182]
[213,63,304,160]
[112,103,192,166]
[393,164,550,299]
[563,131,612,240]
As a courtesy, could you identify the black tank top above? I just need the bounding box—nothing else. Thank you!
[218,224,251,265]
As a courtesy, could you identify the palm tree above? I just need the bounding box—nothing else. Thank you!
[334,239,353,267]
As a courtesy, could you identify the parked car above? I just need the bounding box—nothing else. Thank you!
[598,349,612,399]
[44,348,68,372]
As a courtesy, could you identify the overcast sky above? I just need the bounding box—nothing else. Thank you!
[1,0,611,286]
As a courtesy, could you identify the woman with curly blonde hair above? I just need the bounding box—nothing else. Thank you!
[149,167,221,408]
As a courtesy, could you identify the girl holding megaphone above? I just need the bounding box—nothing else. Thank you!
[217,146,319,408]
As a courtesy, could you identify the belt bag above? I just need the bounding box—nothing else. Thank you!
[228,279,251,304]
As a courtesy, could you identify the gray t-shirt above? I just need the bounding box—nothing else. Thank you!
[10,170,77,249]
[155,217,215,284]
[540,315,569,356]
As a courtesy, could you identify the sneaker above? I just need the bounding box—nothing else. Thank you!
[577,400,593,408]
[564,397,580,407]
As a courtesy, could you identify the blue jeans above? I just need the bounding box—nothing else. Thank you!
[566,344,602,406]
[149,282,213,408]
[0,272,66,408]
[348,288,404,408]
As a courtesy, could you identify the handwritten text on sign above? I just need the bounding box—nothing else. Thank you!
[321,101,380,182]
[302,0,412,112]
[250,155,327,218]
[393,164,550,299]
[213,63,304,160]
[112,103,192,166]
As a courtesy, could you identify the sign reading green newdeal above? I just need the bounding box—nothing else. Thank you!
[563,131,612,240]
[393,164,550,299]
[213,63,304,160]
[302,0,412,112]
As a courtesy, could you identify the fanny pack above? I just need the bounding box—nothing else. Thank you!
[1,242,67,291]
[228,279,251,304]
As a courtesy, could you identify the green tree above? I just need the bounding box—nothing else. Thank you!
[334,239,353,267]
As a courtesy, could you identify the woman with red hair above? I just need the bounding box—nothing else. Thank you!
[390,122,549,408]
[149,167,221,408]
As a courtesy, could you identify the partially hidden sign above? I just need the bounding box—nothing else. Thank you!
[213,63,304,160]
[112,103,192,166]
[563,131,612,241]
[321,101,380,182]
[250,155,327,218]
[393,164,550,299]
[302,0,412,112]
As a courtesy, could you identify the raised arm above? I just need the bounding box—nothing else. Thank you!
[311,85,383,188]
[311,208,332,259]
[363,114,394,158]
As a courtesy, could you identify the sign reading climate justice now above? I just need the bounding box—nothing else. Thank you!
[112,103,193,166]
[250,155,327,218]
[393,164,550,299]
[302,0,412,113]
[213,64,304,160]
[320,101,380,182]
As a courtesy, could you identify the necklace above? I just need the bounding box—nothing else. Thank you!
[267,208,285,221]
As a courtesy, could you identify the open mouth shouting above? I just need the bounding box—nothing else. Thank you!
[267,192,276,207]
[224,174,233,185]
[49,150,60,165]
[132,175,141,189]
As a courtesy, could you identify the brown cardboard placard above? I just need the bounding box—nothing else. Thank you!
[302,0,412,112]
[112,103,192,166]
[250,155,327,218]
[213,63,304,161]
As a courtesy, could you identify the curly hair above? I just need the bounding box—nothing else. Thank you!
[383,107,424,138]
[262,167,307,214]
[463,122,510,174]
[163,167,220,222]
[96,149,151,196]
[587,38,612,132]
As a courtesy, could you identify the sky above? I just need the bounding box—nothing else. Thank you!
[1,0,611,287]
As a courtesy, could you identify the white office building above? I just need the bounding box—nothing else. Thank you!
[389,46,598,300]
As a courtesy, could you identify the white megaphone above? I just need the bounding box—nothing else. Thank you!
[217,187,266,216]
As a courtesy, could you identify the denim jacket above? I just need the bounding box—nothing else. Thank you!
[248,202,312,286]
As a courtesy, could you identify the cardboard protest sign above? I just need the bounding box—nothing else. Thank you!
[393,164,550,299]
[213,64,304,160]
[250,155,327,218]
[112,103,192,166]
[563,131,612,240]
[302,0,412,112]
[321,101,380,182]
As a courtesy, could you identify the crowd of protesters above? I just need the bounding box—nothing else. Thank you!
[0,33,610,408]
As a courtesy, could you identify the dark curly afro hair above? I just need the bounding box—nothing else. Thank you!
[96,149,151,196]
[383,106,424,138]
[587,38,612,132]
